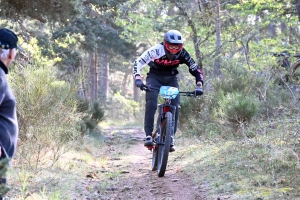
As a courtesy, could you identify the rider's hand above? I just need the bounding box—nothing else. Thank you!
[135,79,143,88]
[194,83,203,96]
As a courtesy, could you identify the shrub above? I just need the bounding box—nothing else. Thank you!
[218,92,259,125]
[0,159,9,197]
[9,65,83,171]
[106,91,140,120]
[213,63,252,95]
[77,99,105,134]
[91,101,105,122]
[178,95,204,123]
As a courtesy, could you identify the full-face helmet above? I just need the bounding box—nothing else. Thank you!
[163,30,184,60]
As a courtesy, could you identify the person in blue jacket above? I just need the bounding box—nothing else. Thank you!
[0,28,22,199]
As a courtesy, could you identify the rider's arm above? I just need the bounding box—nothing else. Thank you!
[196,81,202,87]
[180,49,204,85]
[133,44,165,79]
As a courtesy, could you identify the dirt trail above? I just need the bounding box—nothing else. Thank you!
[95,126,206,200]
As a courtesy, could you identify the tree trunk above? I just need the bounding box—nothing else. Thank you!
[94,49,98,100]
[296,0,300,22]
[270,20,276,38]
[99,53,109,101]
[133,84,140,102]
[213,0,221,77]
[88,51,96,101]
[78,63,86,99]
[280,22,286,33]
[175,2,203,70]
[121,68,131,96]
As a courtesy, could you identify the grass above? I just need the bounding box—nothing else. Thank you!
[7,121,143,199]
[6,112,300,199]
[7,130,110,199]
[174,119,300,200]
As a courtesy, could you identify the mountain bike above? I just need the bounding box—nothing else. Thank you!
[291,54,300,75]
[140,84,201,177]
[273,52,300,82]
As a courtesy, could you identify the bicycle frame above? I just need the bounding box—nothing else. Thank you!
[273,51,300,74]
[153,99,176,144]
[151,86,179,140]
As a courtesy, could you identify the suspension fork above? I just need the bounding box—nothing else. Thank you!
[163,99,177,135]
[152,103,176,138]
[160,103,176,136]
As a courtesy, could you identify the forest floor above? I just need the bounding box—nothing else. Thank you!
[72,126,208,200]
[7,123,298,200]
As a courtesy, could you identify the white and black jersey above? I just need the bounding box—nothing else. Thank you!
[133,43,203,84]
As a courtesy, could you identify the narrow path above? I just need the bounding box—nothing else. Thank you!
[98,127,206,200]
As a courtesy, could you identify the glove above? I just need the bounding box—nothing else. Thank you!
[135,79,143,88]
[194,83,203,96]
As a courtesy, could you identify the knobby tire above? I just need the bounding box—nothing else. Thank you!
[292,61,300,74]
[157,112,172,177]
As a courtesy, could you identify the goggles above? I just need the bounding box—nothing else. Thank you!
[168,44,181,50]
[165,43,183,54]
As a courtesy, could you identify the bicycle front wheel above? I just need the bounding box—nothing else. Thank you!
[157,111,173,177]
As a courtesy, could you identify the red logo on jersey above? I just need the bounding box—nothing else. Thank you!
[154,59,180,66]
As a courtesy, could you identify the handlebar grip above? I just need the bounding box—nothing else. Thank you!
[140,84,149,91]
[194,88,203,96]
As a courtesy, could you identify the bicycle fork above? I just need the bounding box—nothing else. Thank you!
[150,103,176,150]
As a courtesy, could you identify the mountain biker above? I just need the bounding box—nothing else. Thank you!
[0,28,22,199]
[133,30,204,152]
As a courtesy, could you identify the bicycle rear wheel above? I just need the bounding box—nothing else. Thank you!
[157,111,173,177]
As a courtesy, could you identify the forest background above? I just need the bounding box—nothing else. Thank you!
[1,0,300,199]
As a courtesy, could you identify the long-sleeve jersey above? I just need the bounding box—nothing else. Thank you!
[133,43,203,84]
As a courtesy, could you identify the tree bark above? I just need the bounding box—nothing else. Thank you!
[133,85,140,102]
[88,51,96,101]
[78,63,86,99]
[121,68,131,96]
[270,20,276,38]
[296,0,300,22]
[99,53,109,101]
[213,0,221,77]
[94,49,98,100]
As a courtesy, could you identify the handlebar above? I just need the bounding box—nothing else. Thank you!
[179,91,198,97]
[273,52,290,58]
[139,84,202,97]
[272,52,300,59]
